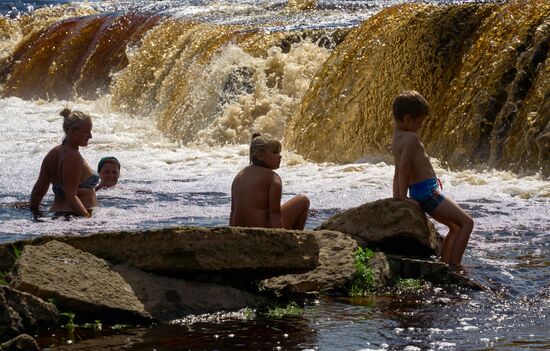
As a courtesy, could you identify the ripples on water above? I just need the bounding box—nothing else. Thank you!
[1,98,547,350]
[0,0,549,349]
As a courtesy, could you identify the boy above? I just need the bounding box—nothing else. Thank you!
[391,90,473,270]
[230,133,310,230]
[96,156,120,191]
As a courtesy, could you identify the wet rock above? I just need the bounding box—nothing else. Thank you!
[9,240,151,325]
[287,0,316,10]
[387,255,485,290]
[1,226,319,280]
[317,198,442,257]
[0,286,59,343]
[112,264,268,322]
[0,334,39,351]
[261,230,357,298]
[369,252,392,290]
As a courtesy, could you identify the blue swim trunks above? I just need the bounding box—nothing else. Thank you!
[408,177,445,213]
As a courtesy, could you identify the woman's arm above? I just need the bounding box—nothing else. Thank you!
[267,173,283,228]
[62,152,91,217]
[392,168,399,198]
[229,180,236,226]
[30,159,50,213]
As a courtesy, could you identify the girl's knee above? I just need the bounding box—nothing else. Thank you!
[463,215,474,230]
[296,194,310,208]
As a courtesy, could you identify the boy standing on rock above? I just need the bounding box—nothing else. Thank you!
[391,90,474,270]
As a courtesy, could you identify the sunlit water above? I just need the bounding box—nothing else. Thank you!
[1,0,549,350]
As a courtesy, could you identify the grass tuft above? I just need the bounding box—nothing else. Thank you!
[266,302,303,318]
[348,246,376,296]
[395,277,424,293]
[0,271,8,285]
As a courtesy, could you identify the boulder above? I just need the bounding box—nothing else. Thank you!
[112,264,268,322]
[1,226,319,280]
[369,252,392,290]
[261,230,357,298]
[387,255,485,290]
[0,286,59,343]
[0,334,39,351]
[317,198,442,257]
[9,240,151,324]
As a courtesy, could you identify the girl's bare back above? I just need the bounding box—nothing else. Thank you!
[230,165,281,228]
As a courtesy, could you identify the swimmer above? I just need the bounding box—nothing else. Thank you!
[96,156,120,191]
[230,133,310,230]
[30,108,98,218]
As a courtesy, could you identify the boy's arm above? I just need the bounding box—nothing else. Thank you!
[395,135,417,199]
[392,168,399,198]
[267,174,283,228]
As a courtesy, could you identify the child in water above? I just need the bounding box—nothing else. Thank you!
[391,91,474,270]
[95,156,120,191]
[230,133,310,229]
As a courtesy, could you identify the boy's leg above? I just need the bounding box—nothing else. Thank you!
[438,222,460,264]
[282,194,310,230]
[429,197,474,268]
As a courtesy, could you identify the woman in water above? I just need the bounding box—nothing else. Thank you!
[30,108,99,217]
[230,133,310,229]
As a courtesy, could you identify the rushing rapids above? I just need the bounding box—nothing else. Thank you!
[286,1,550,175]
[0,1,548,174]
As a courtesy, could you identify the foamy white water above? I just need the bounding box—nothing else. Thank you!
[1,1,549,349]
[0,97,548,252]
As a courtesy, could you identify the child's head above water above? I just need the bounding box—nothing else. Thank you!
[97,156,120,188]
[392,90,430,121]
[249,133,282,167]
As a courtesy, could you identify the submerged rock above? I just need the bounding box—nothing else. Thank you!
[261,230,357,298]
[387,255,485,290]
[317,198,442,257]
[112,264,268,322]
[10,240,151,324]
[0,334,40,351]
[0,286,59,343]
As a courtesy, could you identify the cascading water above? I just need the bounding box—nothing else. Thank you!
[0,1,548,350]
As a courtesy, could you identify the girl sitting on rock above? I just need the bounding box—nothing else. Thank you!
[230,133,310,230]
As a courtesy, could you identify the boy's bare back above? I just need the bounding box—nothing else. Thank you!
[230,165,282,228]
[391,90,473,269]
[392,129,436,189]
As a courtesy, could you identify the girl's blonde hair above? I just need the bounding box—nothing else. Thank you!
[60,108,91,134]
[250,133,281,165]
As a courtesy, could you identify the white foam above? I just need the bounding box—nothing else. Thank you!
[0,97,549,242]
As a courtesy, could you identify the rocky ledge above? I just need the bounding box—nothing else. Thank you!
[0,198,481,346]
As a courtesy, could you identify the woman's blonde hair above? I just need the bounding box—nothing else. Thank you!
[60,108,91,134]
[250,133,281,165]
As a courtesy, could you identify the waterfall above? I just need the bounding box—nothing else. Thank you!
[0,1,548,175]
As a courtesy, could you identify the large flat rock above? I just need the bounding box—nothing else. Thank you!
[317,198,442,257]
[10,240,151,324]
[261,230,357,297]
[1,226,319,279]
[113,264,268,322]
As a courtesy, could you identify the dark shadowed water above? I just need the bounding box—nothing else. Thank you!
[0,1,548,350]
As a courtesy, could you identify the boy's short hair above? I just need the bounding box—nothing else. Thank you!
[392,90,430,120]
[98,156,120,172]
